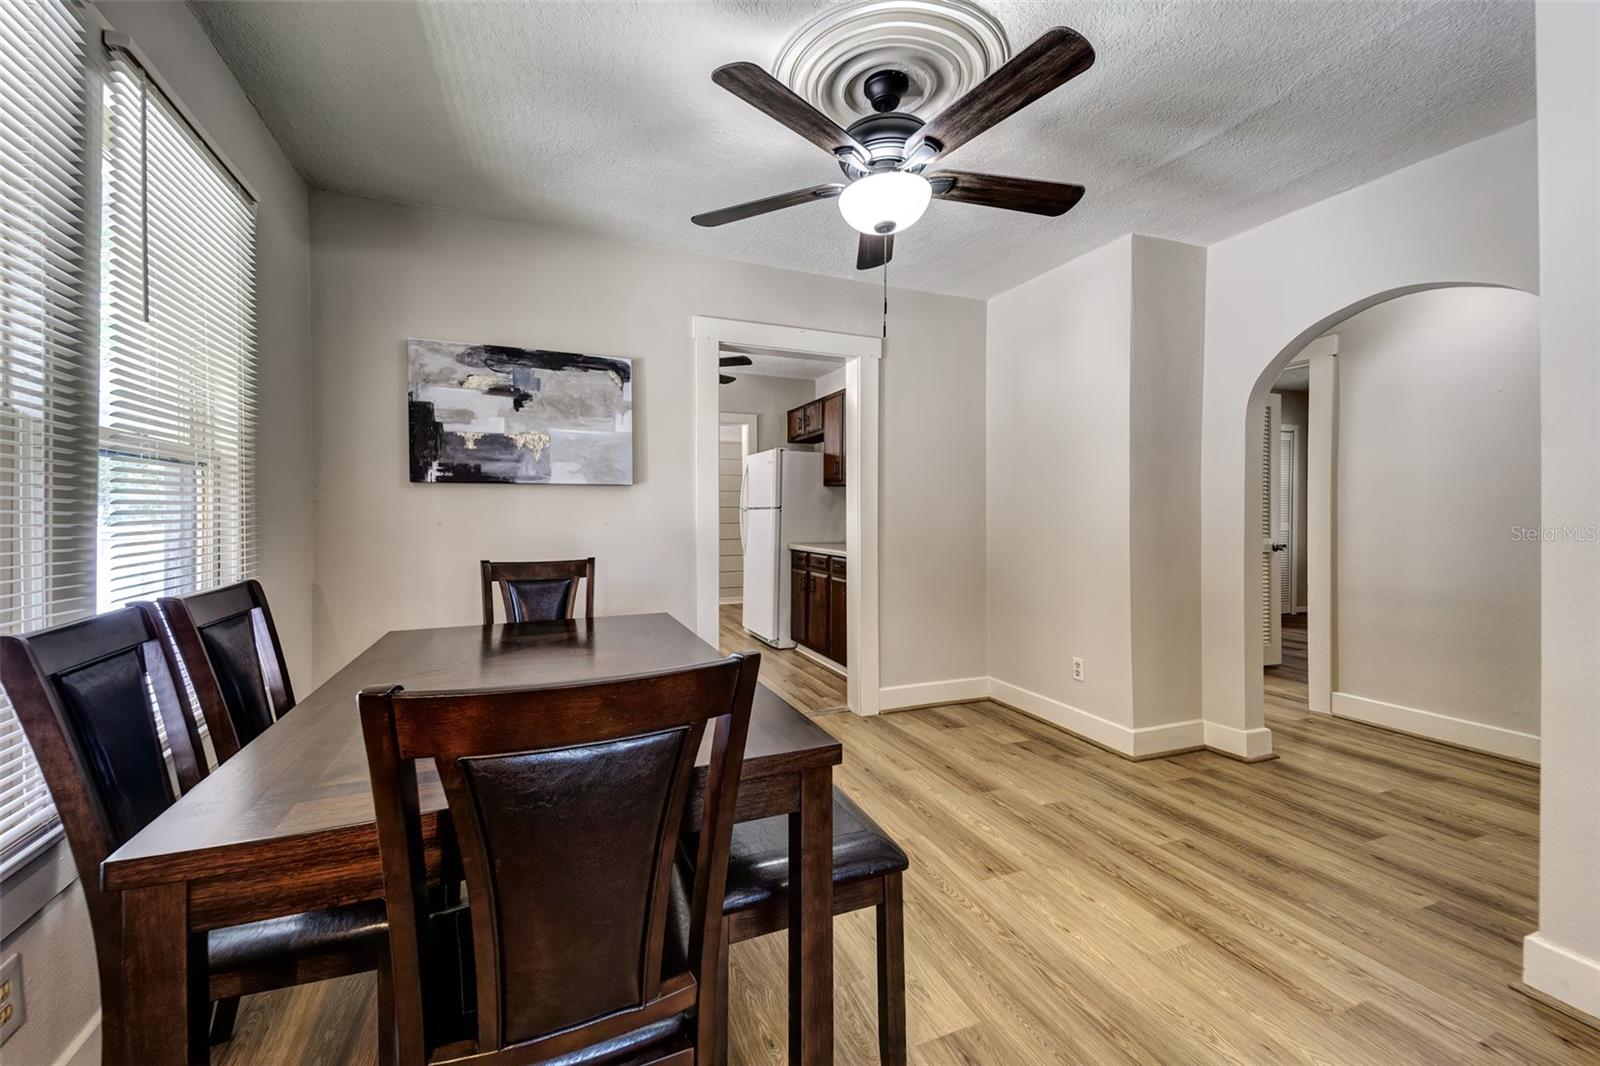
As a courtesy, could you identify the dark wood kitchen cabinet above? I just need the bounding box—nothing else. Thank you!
[820,391,845,487]
[828,556,847,664]
[786,389,846,487]
[789,549,847,667]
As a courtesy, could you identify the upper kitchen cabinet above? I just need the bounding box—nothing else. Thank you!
[787,389,846,487]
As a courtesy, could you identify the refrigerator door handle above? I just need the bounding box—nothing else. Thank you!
[738,463,748,551]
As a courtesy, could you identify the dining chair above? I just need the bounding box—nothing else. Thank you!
[358,652,760,1065]
[479,557,596,623]
[712,790,909,1065]
[154,580,295,763]
[0,607,391,1059]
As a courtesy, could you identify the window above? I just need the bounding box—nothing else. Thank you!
[0,0,96,870]
[97,53,258,610]
[0,18,259,875]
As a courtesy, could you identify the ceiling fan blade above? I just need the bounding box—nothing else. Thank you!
[712,63,870,162]
[692,183,845,227]
[906,27,1095,164]
[856,232,894,271]
[928,171,1085,216]
[720,374,736,385]
[719,354,753,368]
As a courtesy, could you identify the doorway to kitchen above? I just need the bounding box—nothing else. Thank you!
[693,316,882,716]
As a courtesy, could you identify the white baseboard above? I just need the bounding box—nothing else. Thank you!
[1524,932,1600,1020]
[793,643,846,677]
[1331,691,1539,764]
[55,1010,101,1066]
[987,679,1204,758]
[879,676,989,711]
[1203,721,1276,761]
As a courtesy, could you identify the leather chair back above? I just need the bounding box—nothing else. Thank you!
[479,558,595,624]
[0,606,204,1004]
[156,580,294,762]
[360,653,758,1063]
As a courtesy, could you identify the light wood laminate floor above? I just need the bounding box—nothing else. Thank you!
[214,611,1597,1065]
[718,602,849,717]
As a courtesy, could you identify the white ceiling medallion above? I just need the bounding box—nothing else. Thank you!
[773,0,1010,126]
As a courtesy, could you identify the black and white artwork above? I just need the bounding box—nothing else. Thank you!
[407,338,633,485]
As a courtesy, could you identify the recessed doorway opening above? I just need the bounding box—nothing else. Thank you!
[693,317,882,716]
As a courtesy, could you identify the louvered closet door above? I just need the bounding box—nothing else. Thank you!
[1261,395,1282,666]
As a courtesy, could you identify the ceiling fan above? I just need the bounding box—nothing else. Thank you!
[692,26,1095,271]
[719,353,752,385]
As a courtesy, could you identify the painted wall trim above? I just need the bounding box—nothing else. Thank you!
[1202,721,1277,761]
[879,676,989,711]
[1331,691,1539,764]
[988,678,1206,757]
[1523,933,1600,1021]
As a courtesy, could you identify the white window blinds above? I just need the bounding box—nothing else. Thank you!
[98,53,259,610]
[0,0,95,869]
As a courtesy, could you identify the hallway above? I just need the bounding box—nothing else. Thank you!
[1265,612,1309,712]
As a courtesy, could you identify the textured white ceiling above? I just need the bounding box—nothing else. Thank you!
[191,0,1533,299]
[723,346,843,380]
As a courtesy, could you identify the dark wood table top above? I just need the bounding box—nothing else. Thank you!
[103,613,840,890]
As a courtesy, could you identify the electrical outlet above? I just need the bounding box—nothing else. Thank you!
[0,953,23,1045]
[1072,657,1085,682]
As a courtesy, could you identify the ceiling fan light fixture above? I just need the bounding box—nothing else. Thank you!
[838,170,931,235]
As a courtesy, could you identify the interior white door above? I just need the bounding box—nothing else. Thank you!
[1262,394,1284,667]
[1277,425,1298,614]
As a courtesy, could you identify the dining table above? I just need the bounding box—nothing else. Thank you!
[100,612,842,1066]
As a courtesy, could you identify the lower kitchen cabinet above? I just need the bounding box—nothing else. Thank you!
[789,549,847,667]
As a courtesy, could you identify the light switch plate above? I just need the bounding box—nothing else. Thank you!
[0,953,23,1045]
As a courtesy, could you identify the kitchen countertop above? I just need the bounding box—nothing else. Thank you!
[789,542,846,559]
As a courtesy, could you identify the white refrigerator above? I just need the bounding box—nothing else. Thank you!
[740,448,845,647]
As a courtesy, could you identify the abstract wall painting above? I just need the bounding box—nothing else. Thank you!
[407,338,633,485]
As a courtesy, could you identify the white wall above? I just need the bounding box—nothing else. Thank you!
[1199,121,1539,759]
[987,238,1136,739]
[308,193,987,692]
[985,235,1206,754]
[1,3,313,1064]
[717,373,815,453]
[1332,288,1540,756]
[1524,0,1600,1019]
[1127,237,1206,735]
[814,366,847,398]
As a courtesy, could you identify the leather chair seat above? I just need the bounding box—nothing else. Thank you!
[723,789,908,913]
[209,899,388,994]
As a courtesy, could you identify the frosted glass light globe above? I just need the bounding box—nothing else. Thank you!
[838,171,932,235]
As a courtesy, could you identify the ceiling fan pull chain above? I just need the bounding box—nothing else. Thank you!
[882,257,889,340]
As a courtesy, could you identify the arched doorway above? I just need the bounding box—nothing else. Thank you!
[1239,283,1539,756]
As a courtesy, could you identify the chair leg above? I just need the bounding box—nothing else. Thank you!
[876,873,907,1066]
[209,996,240,1045]
[712,922,732,1066]
[377,947,397,1066]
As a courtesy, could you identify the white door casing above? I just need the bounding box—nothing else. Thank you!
[692,316,882,715]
